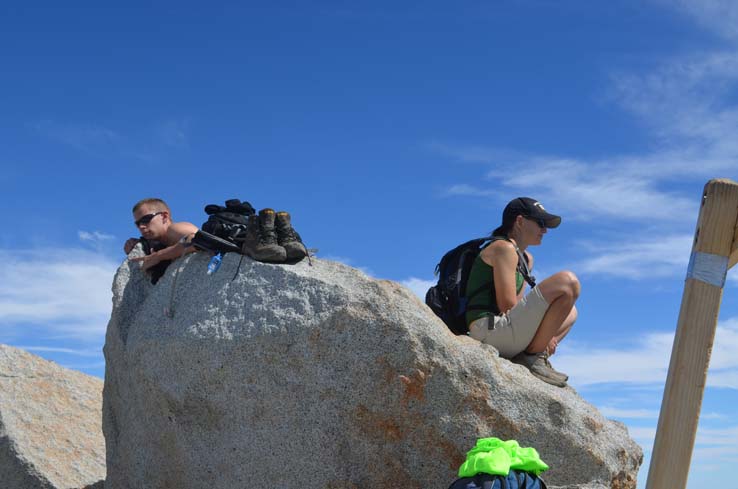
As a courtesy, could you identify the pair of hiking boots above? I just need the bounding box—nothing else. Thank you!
[511,351,568,387]
[241,208,308,263]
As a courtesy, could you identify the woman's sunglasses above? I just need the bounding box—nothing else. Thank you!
[525,216,546,229]
[134,212,164,227]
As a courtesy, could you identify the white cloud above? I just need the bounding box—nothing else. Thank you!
[322,255,375,277]
[434,29,738,229]
[576,234,693,279]
[627,427,738,476]
[33,120,122,154]
[400,277,435,299]
[626,423,738,474]
[442,184,497,198]
[627,426,657,449]
[156,118,191,149]
[429,145,707,224]
[0,248,117,339]
[78,230,115,243]
[555,317,738,389]
[17,345,102,356]
[599,406,659,419]
[700,412,728,420]
[661,0,738,40]
[498,157,702,220]
[710,317,738,370]
[692,425,738,465]
[31,117,193,162]
[555,334,672,386]
[612,52,738,151]
[426,142,524,164]
[728,267,738,284]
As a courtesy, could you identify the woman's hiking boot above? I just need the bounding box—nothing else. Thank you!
[542,351,568,381]
[510,351,568,387]
[275,211,308,261]
[241,209,287,263]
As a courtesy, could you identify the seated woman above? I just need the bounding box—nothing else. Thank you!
[465,197,580,387]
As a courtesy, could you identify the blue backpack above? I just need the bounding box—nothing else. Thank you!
[447,470,548,489]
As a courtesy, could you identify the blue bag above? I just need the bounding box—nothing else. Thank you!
[447,469,548,489]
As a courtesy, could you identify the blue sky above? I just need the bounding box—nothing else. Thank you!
[1,2,737,487]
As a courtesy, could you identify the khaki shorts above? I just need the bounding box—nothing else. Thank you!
[468,285,550,359]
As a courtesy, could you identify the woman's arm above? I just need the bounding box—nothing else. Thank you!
[480,240,520,313]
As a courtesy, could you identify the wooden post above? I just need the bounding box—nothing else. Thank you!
[645,179,738,489]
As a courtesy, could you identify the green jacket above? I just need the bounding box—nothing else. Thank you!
[458,437,549,477]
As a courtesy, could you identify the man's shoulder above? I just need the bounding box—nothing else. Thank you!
[165,221,199,244]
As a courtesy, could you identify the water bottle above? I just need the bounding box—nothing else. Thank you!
[207,253,223,275]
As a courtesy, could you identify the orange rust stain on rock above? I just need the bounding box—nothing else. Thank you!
[611,471,637,489]
[584,416,604,434]
[585,448,606,467]
[458,379,522,438]
[436,436,466,471]
[375,355,395,385]
[398,369,427,406]
[616,448,627,465]
[308,328,321,343]
[354,405,405,442]
[354,403,465,474]
[376,456,423,489]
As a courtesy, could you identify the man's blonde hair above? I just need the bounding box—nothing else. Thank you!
[132,198,171,214]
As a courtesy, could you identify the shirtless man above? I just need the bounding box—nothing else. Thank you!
[124,198,198,273]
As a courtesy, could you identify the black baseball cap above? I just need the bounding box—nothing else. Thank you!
[492,197,562,236]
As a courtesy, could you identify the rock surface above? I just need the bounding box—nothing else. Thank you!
[104,252,642,489]
[0,344,106,489]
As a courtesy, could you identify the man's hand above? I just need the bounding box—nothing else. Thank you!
[124,238,140,255]
[129,252,161,271]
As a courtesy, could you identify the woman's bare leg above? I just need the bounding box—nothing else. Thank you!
[525,271,580,353]
[547,305,577,354]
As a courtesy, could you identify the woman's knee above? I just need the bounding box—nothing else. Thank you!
[560,270,580,298]
[540,271,580,302]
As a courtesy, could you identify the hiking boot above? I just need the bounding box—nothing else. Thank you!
[542,351,569,382]
[241,209,287,263]
[511,352,567,387]
[275,211,308,261]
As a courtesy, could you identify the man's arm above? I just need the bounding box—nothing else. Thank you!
[129,221,199,271]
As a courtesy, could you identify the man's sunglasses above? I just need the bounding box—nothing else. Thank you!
[525,216,546,229]
[135,212,164,227]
